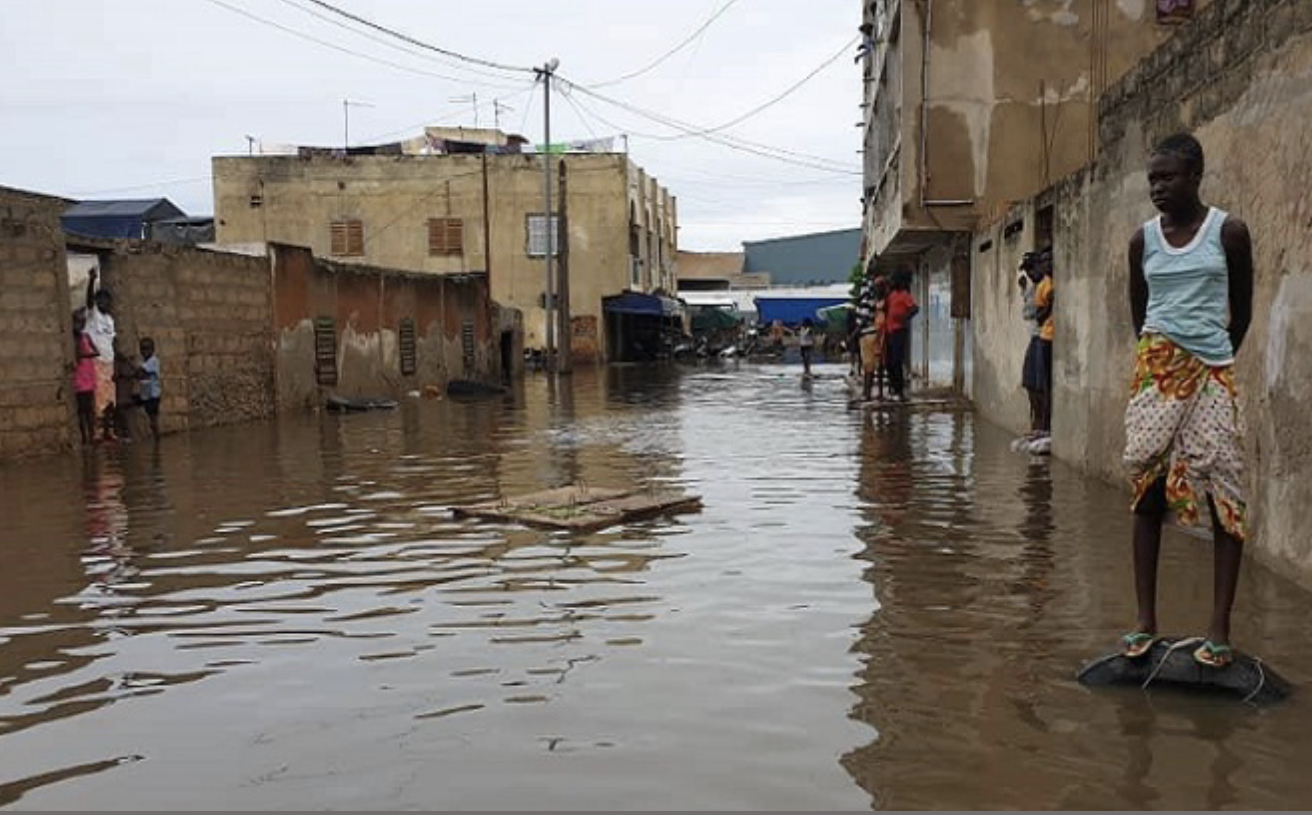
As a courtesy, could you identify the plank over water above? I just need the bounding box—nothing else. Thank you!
[451,485,702,532]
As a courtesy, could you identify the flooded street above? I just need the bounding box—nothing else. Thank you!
[2,363,1311,811]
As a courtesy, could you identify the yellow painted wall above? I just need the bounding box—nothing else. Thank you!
[213,152,677,360]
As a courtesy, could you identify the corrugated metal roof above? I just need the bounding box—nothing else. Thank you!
[63,198,184,219]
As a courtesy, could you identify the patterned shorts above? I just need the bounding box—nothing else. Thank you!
[1122,334,1247,540]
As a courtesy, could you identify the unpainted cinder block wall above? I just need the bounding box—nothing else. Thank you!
[0,186,74,460]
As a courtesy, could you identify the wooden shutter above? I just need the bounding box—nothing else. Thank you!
[428,218,463,255]
[331,219,364,256]
[398,318,417,375]
[314,317,338,385]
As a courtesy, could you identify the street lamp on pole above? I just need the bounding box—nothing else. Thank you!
[537,58,559,370]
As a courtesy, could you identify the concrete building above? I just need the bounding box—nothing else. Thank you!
[213,136,678,364]
[857,0,1211,389]
[676,250,767,291]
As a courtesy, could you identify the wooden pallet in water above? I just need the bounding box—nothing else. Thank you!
[452,485,702,532]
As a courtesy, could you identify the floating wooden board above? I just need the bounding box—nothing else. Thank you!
[452,485,702,532]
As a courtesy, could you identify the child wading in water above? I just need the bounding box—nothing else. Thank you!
[798,318,816,377]
[1121,133,1254,669]
[72,309,99,445]
[136,337,161,439]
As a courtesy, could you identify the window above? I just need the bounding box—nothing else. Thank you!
[526,214,559,257]
[398,318,417,375]
[330,219,364,256]
[428,218,464,256]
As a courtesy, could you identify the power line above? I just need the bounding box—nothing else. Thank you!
[272,0,528,89]
[301,0,535,75]
[201,0,517,87]
[645,36,859,140]
[587,0,740,88]
[564,86,859,175]
[70,176,212,197]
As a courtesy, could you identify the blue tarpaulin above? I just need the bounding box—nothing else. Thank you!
[753,296,848,325]
[603,292,683,317]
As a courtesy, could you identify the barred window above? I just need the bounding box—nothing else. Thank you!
[526,214,560,258]
[330,219,364,256]
[428,218,464,256]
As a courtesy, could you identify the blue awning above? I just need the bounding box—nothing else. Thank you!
[603,292,682,317]
[753,295,848,325]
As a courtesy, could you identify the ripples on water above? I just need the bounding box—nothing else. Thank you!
[1,363,1310,810]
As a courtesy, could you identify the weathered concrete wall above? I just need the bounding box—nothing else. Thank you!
[968,199,1048,430]
[972,0,1312,587]
[271,244,503,411]
[87,239,276,433]
[0,186,74,460]
[214,152,676,361]
[862,0,1211,268]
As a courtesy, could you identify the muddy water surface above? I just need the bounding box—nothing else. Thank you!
[2,363,1311,811]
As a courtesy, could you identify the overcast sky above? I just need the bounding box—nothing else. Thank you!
[0,0,862,251]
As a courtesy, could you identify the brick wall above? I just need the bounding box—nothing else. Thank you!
[88,240,275,433]
[0,187,74,460]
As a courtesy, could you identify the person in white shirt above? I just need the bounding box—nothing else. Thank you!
[85,268,117,442]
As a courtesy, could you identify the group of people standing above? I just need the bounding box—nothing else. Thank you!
[851,270,919,402]
[72,270,160,444]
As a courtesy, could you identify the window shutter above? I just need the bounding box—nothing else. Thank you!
[428,218,464,255]
[331,219,364,256]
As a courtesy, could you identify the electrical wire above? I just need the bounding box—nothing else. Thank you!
[587,0,740,88]
[302,0,535,75]
[645,35,859,140]
[70,176,212,196]
[565,86,859,175]
[202,0,520,86]
[272,0,528,88]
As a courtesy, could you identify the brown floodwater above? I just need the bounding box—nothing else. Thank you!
[1,362,1310,811]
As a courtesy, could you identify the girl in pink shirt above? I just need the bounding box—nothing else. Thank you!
[72,308,99,444]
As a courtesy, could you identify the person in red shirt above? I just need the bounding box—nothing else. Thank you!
[884,272,919,400]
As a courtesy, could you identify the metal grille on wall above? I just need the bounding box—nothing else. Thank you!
[461,321,475,376]
[399,318,417,376]
[314,317,338,386]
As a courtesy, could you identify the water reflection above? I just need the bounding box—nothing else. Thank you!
[0,365,1310,811]
[842,411,1312,811]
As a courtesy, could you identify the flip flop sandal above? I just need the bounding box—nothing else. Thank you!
[1121,631,1157,659]
[1193,641,1234,668]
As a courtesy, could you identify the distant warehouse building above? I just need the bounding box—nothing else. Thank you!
[742,227,860,287]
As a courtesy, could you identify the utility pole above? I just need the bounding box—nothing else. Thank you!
[556,159,571,374]
[537,58,559,370]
